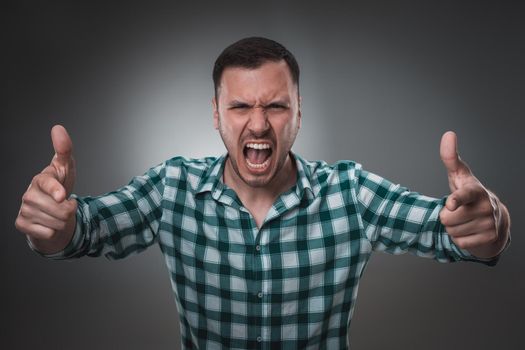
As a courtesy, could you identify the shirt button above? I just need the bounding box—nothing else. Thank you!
[256,336,262,342]
[255,245,261,252]
[257,291,263,298]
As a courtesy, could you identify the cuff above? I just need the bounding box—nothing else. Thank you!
[450,233,511,267]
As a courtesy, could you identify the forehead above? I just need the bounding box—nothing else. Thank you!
[218,60,297,101]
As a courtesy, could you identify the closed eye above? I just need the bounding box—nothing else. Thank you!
[228,103,251,110]
[266,103,288,110]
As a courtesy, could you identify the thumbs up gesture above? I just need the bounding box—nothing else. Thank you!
[439,131,510,259]
[15,125,78,254]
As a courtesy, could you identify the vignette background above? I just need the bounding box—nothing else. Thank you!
[2,1,524,348]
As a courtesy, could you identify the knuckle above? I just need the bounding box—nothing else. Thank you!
[481,200,494,214]
[484,217,495,230]
[22,191,34,204]
[488,231,498,244]
[14,217,24,231]
[15,218,30,235]
[33,174,48,188]
[31,174,41,184]
[19,205,31,218]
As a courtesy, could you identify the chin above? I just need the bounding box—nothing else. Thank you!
[238,164,277,187]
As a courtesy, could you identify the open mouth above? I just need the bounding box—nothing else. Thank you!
[243,142,273,170]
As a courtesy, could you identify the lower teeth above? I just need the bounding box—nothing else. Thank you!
[246,158,270,169]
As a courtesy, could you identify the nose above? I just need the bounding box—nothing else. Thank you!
[247,106,270,136]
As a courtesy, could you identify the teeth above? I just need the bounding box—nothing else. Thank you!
[246,143,271,150]
[246,158,271,169]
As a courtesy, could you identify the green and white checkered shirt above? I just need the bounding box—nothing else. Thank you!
[37,153,498,349]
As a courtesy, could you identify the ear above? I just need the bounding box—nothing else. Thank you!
[212,97,219,130]
[297,95,302,129]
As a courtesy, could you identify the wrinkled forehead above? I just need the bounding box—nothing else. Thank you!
[217,61,298,102]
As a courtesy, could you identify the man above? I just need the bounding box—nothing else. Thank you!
[16,37,510,348]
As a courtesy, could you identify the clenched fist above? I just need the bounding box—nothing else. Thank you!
[15,125,77,254]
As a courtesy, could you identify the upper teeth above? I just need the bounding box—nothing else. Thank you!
[246,143,270,150]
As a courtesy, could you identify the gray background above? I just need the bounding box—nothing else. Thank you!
[2,0,524,349]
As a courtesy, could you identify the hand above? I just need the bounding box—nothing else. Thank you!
[439,131,509,259]
[15,125,78,254]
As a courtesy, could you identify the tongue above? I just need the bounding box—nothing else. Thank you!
[246,148,271,164]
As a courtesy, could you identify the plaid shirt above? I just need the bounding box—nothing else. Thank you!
[36,153,498,349]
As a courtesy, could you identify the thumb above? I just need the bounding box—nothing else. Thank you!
[49,125,76,196]
[51,124,74,167]
[440,131,470,176]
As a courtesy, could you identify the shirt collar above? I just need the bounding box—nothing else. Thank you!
[290,152,317,200]
[195,152,318,201]
[195,154,227,201]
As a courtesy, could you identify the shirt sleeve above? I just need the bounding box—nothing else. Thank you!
[354,166,501,266]
[31,162,166,260]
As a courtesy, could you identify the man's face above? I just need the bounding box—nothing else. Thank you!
[213,60,301,188]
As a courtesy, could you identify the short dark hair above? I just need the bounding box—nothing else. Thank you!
[212,37,300,98]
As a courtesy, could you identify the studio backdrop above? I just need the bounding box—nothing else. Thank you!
[3,1,524,349]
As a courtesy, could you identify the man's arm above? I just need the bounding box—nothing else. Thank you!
[355,168,474,263]
[439,131,511,259]
[15,125,166,260]
[354,131,510,264]
[69,162,165,260]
